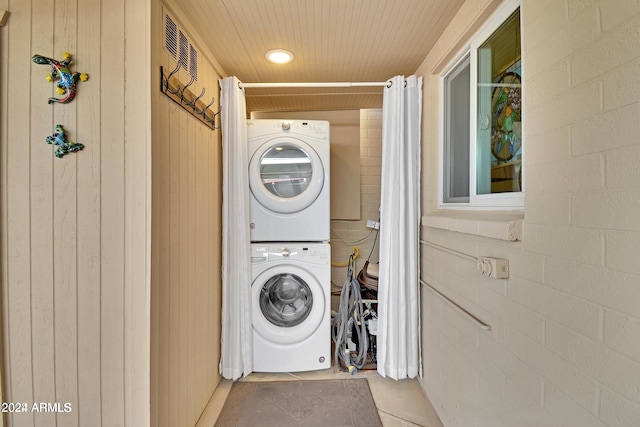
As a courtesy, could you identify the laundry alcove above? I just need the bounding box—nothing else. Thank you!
[220,76,422,382]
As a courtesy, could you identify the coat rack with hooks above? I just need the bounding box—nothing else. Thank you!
[160,63,220,130]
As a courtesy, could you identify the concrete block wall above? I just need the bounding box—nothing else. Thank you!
[330,109,381,291]
[416,0,640,425]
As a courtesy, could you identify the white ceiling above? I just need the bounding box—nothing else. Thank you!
[175,0,466,113]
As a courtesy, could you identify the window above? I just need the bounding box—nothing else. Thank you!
[443,56,471,203]
[440,0,523,209]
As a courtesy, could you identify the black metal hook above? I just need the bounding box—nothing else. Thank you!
[205,109,221,129]
[180,75,196,104]
[164,61,182,95]
[159,64,218,131]
[190,87,206,110]
[197,96,215,117]
[167,61,181,80]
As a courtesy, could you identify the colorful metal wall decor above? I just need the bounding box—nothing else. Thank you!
[46,124,84,158]
[32,52,89,104]
[33,52,89,158]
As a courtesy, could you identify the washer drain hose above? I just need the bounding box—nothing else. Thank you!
[332,253,368,373]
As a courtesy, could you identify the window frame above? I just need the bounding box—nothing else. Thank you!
[439,0,524,210]
[442,54,471,204]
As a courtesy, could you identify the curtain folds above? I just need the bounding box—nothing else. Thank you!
[377,75,423,380]
[219,76,253,380]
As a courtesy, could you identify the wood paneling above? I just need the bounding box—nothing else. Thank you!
[76,0,103,424]
[100,0,127,424]
[5,1,34,426]
[1,1,150,426]
[173,0,466,113]
[0,2,8,427]
[30,0,56,425]
[150,2,224,427]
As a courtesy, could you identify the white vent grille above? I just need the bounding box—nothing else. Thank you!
[163,8,199,82]
[189,45,198,79]
[165,14,178,58]
[179,30,189,69]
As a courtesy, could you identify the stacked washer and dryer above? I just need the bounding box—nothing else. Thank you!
[247,119,332,372]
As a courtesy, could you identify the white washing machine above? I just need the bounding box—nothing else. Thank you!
[251,243,331,372]
[247,119,330,242]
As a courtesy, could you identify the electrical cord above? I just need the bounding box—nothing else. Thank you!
[331,252,368,374]
[366,224,380,262]
[330,222,378,266]
[330,228,375,245]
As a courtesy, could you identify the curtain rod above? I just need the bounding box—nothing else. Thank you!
[238,81,391,89]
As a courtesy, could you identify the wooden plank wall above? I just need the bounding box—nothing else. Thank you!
[0,5,6,427]
[150,2,223,427]
[0,1,150,426]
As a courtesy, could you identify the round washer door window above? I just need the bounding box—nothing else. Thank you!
[249,137,325,214]
[252,265,325,345]
[259,273,312,327]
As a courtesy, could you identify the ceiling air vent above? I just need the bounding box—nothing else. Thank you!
[163,8,199,82]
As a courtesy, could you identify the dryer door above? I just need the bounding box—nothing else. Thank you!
[252,265,326,345]
[249,137,325,214]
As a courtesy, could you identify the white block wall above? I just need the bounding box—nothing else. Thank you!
[416,0,640,425]
[330,109,382,289]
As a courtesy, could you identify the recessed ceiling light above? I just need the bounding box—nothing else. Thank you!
[266,49,294,64]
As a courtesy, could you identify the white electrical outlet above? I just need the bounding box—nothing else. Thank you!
[366,220,380,230]
[478,257,509,279]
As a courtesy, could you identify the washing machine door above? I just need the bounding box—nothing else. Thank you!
[252,265,325,345]
[249,137,325,214]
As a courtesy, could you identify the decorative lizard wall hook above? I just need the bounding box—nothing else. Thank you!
[32,52,89,104]
[46,124,84,158]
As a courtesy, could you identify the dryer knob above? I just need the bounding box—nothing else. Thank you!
[282,248,291,257]
[282,121,291,131]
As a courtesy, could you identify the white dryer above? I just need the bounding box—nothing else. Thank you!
[251,243,331,372]
[247,119,330,242]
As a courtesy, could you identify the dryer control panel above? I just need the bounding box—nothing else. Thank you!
[247,119,329,139]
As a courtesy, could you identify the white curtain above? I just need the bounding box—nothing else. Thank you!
[377,75,422,379]
[219,76,252,379]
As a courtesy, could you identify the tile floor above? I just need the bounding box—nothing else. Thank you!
[196,367,443,427]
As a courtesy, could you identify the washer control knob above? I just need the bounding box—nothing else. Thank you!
[282,121,291,130]
[282,248,291,257]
